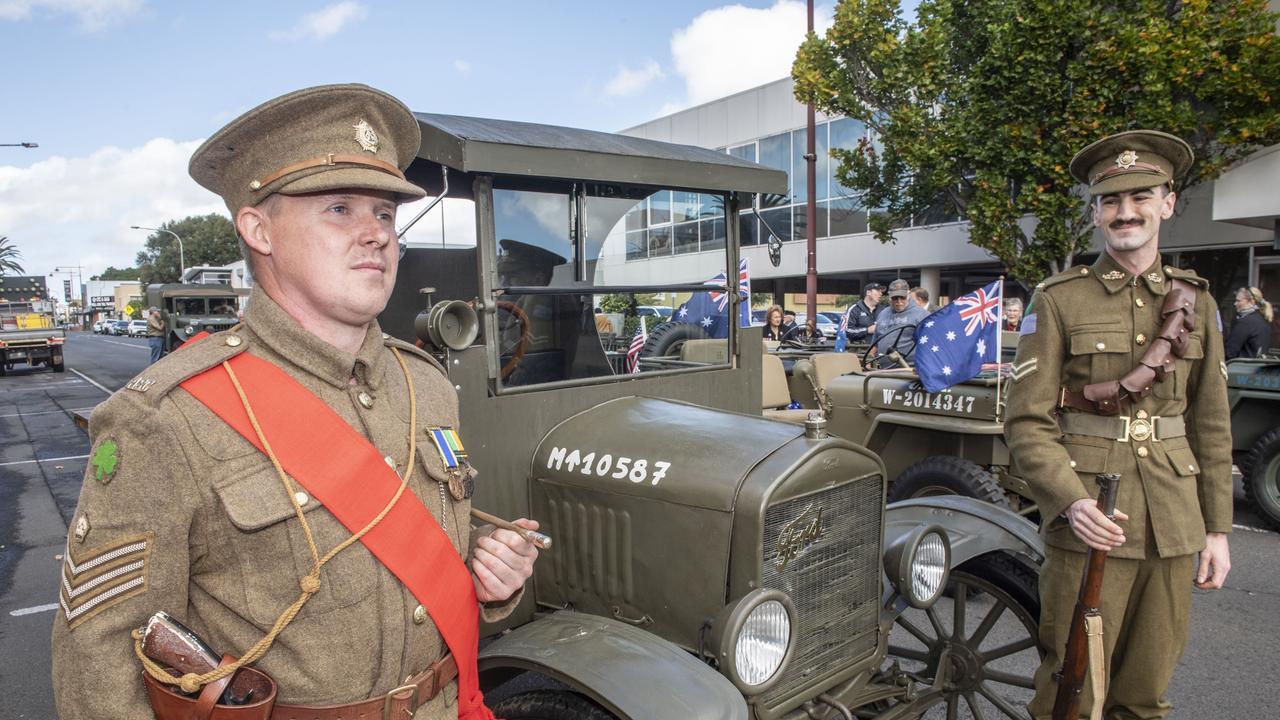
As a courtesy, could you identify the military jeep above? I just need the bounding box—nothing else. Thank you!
[378,113,1044,720]
[1227,356,1280,530]
[146,283,245,351]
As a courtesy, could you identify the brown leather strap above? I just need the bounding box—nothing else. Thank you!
[250,153,405,192]
[194,655,240,720]
[270,654,458,720]
[1090,161,1166,185]
[143,664,277,720]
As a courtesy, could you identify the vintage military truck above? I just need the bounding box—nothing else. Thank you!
[376,114,1044,720]
[146,283,245,351]
[1227,356,1280,530]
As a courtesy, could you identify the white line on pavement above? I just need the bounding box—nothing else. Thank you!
[0,406,96,419]
[1232,523,1275,534]
[69,368,115,395]
[0,454,89,468]
[9,603,59,617]
[99,338,147,350]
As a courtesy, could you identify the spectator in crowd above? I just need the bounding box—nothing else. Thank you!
[145,307,165,364]
[797,318,824,342]
[781,309,798,336]
[1003,297,1023,331]
[762,305,788,340]
[842,282,885,342]
[1225,286,1273,359]
[909,286,930,311]
[872,279,928,362]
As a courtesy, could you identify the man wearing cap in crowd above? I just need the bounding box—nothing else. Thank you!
[841,282,884,343]
[1005,130,1231,719]
[145,306,165,364]
[870,279,928,364]
[52,84,539,720]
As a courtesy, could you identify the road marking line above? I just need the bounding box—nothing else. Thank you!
[9,603,59,617]
[69,368,115,395]
[0,406,96,419]
[99,338,147,350]
[1232,523,1275,534]
[0,454,89,468]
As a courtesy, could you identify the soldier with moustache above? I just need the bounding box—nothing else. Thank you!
[52,84,539,720]
[1005,130,1232,720]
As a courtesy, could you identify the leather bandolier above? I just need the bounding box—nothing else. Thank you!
[1058,279,1197,416]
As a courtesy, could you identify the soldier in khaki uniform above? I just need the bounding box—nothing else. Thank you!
[1006,130,1232,720]
[52,84,539,719]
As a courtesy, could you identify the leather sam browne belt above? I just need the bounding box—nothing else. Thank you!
[1058,278,1197,416]
[143,655,457,720]
[1058,413,1186,443]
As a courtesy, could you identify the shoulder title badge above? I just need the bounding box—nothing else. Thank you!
[353,119,379,153]
[1115,150,1139,169]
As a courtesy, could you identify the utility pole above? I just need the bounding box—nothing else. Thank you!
[804,0,818,322]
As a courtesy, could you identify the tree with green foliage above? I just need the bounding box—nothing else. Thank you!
[0,236,24,276]
[135,214,239,284]
[794,0,1280,286]
[91,266,141,281]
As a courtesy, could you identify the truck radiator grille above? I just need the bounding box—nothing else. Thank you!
[758,476,882,707]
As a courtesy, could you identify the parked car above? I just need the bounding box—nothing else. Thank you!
[794,312,840,338]
[127,319,148,337]
[635,305,672,319]
[92,319,108,333]
[110,320,130,336]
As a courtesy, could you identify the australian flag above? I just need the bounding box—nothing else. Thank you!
[914,280,1001,392]
[673,258,751,338]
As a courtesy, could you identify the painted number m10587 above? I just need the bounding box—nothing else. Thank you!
[546,447,672,486]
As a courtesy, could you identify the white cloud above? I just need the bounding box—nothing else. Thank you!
[0,138,226,278]
[0,0,143,31]
[270,1,367,42]
[669,1,833,109]
[604,59,664,98]
[453,59,471,74]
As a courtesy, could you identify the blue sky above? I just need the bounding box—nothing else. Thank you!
[0,0,916,281]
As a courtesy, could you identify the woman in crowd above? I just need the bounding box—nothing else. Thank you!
[1225,286,1273,359]
[797,318,824,342]
[762,305,787,340]
[1002,297,1023,331]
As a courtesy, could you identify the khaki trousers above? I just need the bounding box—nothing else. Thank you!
[1029,546,1194,720]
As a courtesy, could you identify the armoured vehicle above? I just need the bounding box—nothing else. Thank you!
[145,283,244,351]
[0,300,65,375]
[1227,356,1280,529]
[373,114,1045,719]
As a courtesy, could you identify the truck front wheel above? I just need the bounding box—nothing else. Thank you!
[490,690,618,720]
[889,456,1009,508]
[1242,428,1280,531]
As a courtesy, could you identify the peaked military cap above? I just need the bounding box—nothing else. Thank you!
[190,84,427,215]
[1069,129,1194,196]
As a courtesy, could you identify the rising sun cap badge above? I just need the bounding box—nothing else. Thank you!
[353,119,379,153]
[1115,150,1139,169]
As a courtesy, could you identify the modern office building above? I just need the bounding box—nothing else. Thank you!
[621,76,1280,317]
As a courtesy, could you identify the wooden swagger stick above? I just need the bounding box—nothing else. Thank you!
[470,508,552,550]
[1052,473,1121,720]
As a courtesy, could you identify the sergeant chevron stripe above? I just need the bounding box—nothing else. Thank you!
[58,532,152,630]
[1009,358,1039,382]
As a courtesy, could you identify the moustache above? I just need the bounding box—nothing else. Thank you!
[1109,219,1144,230]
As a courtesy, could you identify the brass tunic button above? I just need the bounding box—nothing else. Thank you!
[1188,464,1196,472]
[1095,342,1106,351]
[1069,460,1077,468]
[357,391,374,409]
[1136,410,1149,419]
[413,604,427,624]
[1137,446,1149,458]
[1135,298,1145,308]
[294,491,309,506]
[1135,333,1147,346]
[225,335,243,347]
[1080,268,1089,276]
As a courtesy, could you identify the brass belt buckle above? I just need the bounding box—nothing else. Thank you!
[383,682,420,720]
[1122,416,1154,442]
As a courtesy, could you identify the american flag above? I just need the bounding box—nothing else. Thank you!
[955,284,1001,336]
[625,317,647,373]
[708,258,751,313]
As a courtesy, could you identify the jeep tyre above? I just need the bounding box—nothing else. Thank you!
[888,552,1040,719]
[640,321,708,359]
[1242,427,1280,531]
[889,456,1010,509]
[490,690,618,720]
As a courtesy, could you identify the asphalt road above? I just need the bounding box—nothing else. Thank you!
[0,331,1275,719]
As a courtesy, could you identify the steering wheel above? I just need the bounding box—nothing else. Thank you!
[495,300,531,380]
[862,324,917,370]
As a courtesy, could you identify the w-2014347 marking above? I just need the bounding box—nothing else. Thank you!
[881,388,976,414]
[546,447,672,486]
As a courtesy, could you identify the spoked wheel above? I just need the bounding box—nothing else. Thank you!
[889,553,1041,719]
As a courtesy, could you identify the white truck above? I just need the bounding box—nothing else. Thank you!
[0,301,66,375]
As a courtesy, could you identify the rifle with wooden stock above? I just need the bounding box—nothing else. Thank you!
[1052,473,1121,720]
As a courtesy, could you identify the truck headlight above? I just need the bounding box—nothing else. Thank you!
[711,589,794,694]
[884,524,951,608]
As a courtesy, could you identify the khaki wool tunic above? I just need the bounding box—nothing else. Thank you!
[1005,252,1233,559]
[52,288,518,720]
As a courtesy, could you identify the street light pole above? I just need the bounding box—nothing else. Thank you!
[130,225,186,279]
[50,265,85,327]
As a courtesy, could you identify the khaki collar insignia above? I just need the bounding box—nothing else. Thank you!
[1102,270,1125,280]
[353,119,379,153]
[1115,150,1139,169]
[1147,271,1163,283]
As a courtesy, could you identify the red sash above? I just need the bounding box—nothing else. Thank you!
[180,346,494,720]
